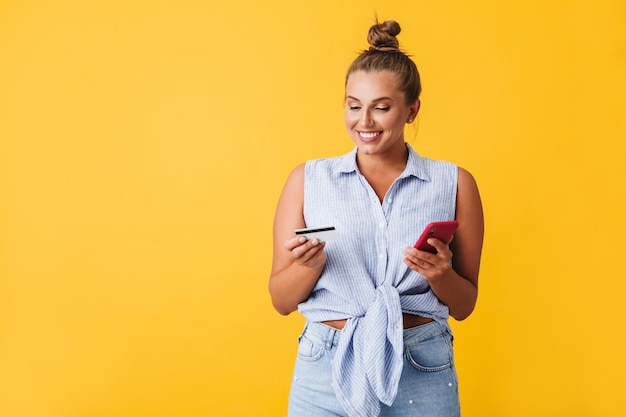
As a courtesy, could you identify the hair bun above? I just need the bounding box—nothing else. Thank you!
[367,20,401,52]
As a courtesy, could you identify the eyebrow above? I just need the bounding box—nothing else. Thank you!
[345,95,394,102]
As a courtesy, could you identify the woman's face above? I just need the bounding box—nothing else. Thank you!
[344,70,419,156]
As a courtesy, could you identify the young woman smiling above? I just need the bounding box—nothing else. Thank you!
[270,19,484,417]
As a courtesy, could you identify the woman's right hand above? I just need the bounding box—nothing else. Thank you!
[270,164,328,315]
[285,236,327,270]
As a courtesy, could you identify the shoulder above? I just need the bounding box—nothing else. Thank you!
[283,155,343,189]
[455,166,483,219]
[284,162,306,190]
[305,148,357,175]
[456,166,479,194]
[406,143,456,177]
[284,150,356,192]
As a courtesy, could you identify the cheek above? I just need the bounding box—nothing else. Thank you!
[344,112,357,128]
[387,115,405,130]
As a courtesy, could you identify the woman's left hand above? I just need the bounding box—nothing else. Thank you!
[403,238,453,282]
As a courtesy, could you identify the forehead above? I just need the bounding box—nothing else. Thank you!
[345,71,403,100]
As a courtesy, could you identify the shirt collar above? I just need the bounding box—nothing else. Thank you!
[333,143,431,182]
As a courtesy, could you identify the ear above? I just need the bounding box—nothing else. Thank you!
[407,100,421,123]
[412,100,421,118]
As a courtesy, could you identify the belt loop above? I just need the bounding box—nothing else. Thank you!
[298,321,309,343]
[325,328,336,349]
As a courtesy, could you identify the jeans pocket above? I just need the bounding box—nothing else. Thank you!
[405,330,453,373]
[296,334,326,362]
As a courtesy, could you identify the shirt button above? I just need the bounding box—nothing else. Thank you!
[379,222,385,228]
[379,254,384,259]
[388,198,393,204]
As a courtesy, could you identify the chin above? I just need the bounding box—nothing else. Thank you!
[357,144,379,154]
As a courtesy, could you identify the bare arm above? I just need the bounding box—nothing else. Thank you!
[268,164,327,315]
[403,167,484,320]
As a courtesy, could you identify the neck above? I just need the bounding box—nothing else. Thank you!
[356,142,408,174]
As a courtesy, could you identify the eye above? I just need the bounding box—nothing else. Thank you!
[348,105,361,111]
[375,106,390,112]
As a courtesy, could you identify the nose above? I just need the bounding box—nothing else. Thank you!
[360,109,374,127]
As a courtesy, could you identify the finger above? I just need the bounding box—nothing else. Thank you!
[427,238,450,256]
[404,256,431,273]
[404,246,435,262]
[404,247,430,268]
[403,247,423,264]
[403,247,418,263]
[292,239,325,260]
[284,236,307,251]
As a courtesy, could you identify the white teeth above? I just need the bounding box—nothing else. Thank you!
[360,132,380,139]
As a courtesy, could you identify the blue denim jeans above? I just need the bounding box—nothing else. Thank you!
[287,321,460,417]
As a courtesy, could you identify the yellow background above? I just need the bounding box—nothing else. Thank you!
[1,1,625,416]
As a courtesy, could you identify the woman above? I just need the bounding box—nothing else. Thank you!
[269,19,484,417]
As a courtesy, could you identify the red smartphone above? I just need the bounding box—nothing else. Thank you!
[413,221,459,254]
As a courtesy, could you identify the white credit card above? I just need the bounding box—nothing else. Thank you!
[294,226,337,242]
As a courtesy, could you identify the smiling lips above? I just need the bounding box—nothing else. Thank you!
[358,131,383,141]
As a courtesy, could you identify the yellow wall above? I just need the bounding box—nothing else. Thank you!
[1,1,625,416]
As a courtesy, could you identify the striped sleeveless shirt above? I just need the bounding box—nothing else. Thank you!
[299,143,458,417]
